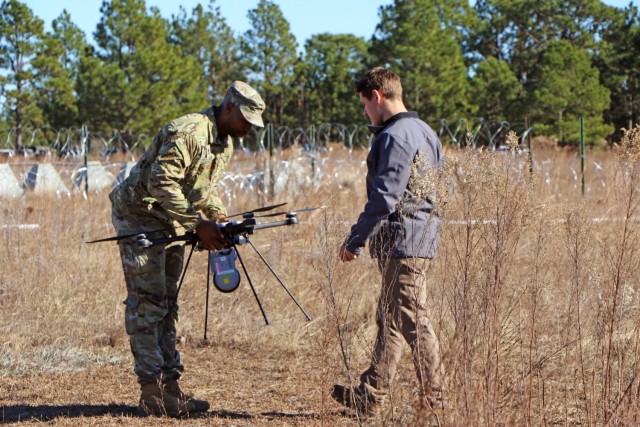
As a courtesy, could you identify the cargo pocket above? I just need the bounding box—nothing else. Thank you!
[119,242,163,279]
[123,293,140,335]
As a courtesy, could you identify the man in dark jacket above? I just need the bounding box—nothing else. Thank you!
[332,67,445,417]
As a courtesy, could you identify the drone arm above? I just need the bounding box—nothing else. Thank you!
[139,216,298,247]
[139,233,198,247]
[251,217,298,231]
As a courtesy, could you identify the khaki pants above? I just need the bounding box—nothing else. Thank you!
[360,257,445,403]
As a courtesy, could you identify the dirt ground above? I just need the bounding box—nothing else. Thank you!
[1,339,433,426]
[2,342,348,426]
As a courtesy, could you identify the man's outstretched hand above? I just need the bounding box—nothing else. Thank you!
[339,244,358,262]
[196,220,227,251]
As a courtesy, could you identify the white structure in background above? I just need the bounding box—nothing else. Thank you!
[0,164,24,197]
[73,160,115,192]
[2,156,322,198]
[23,163,70,196]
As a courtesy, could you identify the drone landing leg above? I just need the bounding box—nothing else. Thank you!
[234,243,270,325]
[245,238,312,321]
[176,243,196,297]
[204,251,211,340]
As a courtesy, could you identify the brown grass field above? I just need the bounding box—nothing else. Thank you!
[2,128,640,426]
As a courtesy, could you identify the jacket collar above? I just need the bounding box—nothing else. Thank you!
[367,111,419,136]
[203,106,226,146]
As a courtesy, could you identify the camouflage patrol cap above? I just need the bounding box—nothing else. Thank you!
[225,81,265,128]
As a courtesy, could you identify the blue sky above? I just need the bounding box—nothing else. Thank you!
[22,0,640,49]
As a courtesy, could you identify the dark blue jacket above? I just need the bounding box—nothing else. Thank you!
[346,111,442,259]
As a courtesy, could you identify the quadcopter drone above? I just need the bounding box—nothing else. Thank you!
[88,203,324,335]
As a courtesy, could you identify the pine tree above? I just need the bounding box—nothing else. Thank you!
[0,0,44,151]
[241,0,297,125]
[594,4,640,137]
[32,10,88,130]
[78,0,203,138]
[370,0,473,121]
[301,33,369,125]
[470,56,522,121]
[472,0,612,79]
[471,0,616,126]
[170,0,243,104]
[527,39,611,145]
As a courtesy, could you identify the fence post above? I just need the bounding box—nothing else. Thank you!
[268,123,274,158]
[267,123,275,200]
[579,117,585,196]
[310,124,316,180]
[82,125,89,197]
[526,117,533,174]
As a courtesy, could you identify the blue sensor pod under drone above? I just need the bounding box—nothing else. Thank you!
[210,248,241,293]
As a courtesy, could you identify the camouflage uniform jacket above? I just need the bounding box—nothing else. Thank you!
[110,106,232,236]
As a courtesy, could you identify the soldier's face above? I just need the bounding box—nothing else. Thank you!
[225,104,253,138]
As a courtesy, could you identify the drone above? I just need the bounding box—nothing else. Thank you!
[87,203,324,336]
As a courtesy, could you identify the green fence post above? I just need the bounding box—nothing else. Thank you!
[268,123,275,200]
[310,124,316,180]
[579,117,585,196]
[268,123,274,158]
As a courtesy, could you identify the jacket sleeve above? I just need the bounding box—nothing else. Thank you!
[346,133,414,254]
[146,135,201,230]
[202,187,226,220]
[202,143,233,220]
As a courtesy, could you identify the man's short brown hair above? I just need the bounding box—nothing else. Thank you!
[354,67,403,101]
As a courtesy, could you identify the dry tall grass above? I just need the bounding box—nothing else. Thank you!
[2,128,640,425]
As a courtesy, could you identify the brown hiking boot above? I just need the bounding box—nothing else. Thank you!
[331,384,380,417]
[164,379,210,413]
[137,381,196,417]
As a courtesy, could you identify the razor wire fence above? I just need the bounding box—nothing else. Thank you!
[0,150,345,201]
[0,118,534,198]
[0,118,532,159]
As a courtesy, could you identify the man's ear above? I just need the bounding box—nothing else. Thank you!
[371,89,384,103]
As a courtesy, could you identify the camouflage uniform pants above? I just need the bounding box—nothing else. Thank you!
[114,217,185,385]
[360,257,445,403]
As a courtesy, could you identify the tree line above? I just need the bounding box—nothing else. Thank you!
[1,0,639,150]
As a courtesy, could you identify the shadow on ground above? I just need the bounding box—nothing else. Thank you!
[0,404,320,423]
[1,404,138,423]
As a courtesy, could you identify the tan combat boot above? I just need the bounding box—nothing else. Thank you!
[164,379,210,413]
[137,381,196,417]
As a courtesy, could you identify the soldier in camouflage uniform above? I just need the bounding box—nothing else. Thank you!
[109,81,265,417]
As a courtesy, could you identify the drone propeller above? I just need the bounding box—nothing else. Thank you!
[226,202,288,219]
[252,206,326,218]
[86,227,170,243]
[86,204,289,244]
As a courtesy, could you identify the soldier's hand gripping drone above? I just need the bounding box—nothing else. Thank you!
[88,204,322,336]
